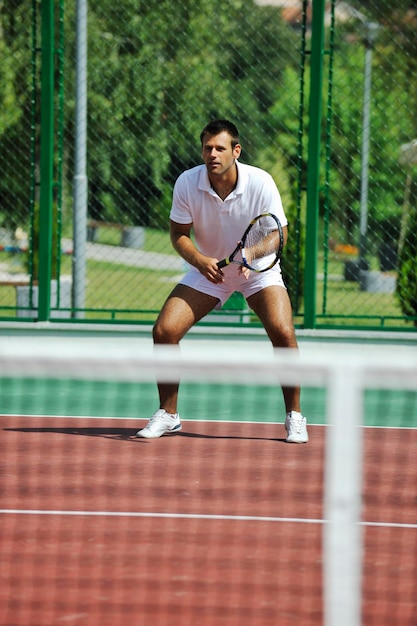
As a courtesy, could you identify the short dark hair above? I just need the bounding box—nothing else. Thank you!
[200,119,240,147]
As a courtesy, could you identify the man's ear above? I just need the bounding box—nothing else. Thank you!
[233,143,242,159]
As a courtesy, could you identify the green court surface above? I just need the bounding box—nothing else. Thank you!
[1,378,416,428]
[1,322,416,429]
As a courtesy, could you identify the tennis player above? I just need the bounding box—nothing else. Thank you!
[136,119,308,443]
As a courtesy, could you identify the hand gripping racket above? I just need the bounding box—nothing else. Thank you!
[217,213,284,273]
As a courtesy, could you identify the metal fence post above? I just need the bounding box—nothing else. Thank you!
[38,0,54,321]
[303,0,326,329]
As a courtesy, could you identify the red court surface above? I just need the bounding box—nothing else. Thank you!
[1,416,416,626]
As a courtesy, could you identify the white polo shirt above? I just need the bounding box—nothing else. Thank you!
[170,160,288,263]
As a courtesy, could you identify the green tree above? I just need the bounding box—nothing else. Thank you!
[396,183,417,323]
[0,2,33,231]
[63,0,299,230]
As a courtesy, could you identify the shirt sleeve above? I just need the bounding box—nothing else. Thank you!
[170,172,193,224]
[262,172,288,228]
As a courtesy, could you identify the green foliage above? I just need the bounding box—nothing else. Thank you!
[2,0,417,325]
[256,143,305,310]
[348,0,417,19]
[62,0,298,228]
[0,2,33,231]
[0,40,20,134]
[396,197,417,322]
[267,65,306,310]
[327,29,413,245]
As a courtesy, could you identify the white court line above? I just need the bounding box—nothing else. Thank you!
[1,414,417,429]
[0,509,416,529]
[0,509,322,523]
[0,413,300,426]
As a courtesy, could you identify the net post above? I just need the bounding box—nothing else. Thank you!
[324,364,363,626]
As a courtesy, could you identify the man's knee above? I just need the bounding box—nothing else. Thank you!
[153,311,191,344]
[153,319,174,344]
[270,321,298,348]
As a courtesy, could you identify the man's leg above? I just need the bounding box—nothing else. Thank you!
[247,285,300,412]
[247,285,308,443]
[153,284,219,413]
[136,285,218,438]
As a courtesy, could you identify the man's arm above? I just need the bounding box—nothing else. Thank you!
[282,225,288,247]
[170,220,225,283]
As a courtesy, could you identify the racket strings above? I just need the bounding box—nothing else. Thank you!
[243,218,281,270]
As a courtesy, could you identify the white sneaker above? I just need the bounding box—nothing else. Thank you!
[136,409,182,439]
[285,411,308,443]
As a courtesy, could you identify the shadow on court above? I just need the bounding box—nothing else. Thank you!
[3,425,286,443]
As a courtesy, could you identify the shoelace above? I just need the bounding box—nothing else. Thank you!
[148,410,166,424]
[289,414,304,434]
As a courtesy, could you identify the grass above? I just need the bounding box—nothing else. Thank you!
[84,260,179,318]
[316,278,405,326]
[313,251,405,326]
[92,225,174,255]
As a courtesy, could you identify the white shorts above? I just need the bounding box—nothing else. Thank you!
[179,265,286,310]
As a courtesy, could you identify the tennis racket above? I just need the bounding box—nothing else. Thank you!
[217,213,284,272]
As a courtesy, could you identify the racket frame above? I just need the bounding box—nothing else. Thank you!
[217,212,284,273]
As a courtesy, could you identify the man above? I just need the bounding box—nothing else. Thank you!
[136,119,308,443]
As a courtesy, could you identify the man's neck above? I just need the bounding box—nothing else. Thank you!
[209,163,238,201]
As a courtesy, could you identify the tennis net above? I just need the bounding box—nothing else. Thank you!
[0,334,416,626]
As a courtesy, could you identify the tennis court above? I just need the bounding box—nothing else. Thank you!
[1,326,416,625]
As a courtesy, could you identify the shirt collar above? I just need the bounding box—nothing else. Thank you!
[198,160,247,196]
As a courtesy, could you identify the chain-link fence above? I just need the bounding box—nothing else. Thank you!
[0,0,416,329]
[317,1,417,328]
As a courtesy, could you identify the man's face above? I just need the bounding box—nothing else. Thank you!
[201,131,241,177]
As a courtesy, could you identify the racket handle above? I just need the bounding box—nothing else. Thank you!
[217,259,228,269]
